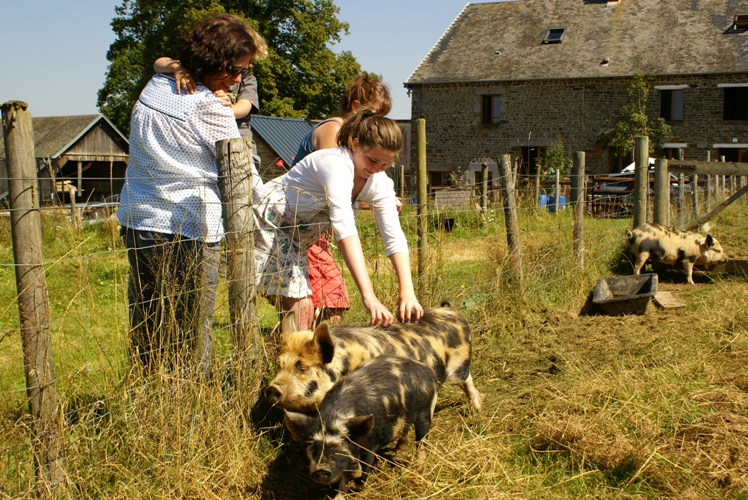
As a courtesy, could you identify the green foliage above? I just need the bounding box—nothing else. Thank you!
[537,136,573,177]
[596,73,672,168]
[98,0,361,134]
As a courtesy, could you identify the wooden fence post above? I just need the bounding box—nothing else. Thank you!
[677,173,685,229]
[498,154,523,287]
[398,164,405,201]
[692,173,700,219]
[571,151,585,271]
[2,101,65,492]
[633,136,649,227]
[416,119,429,299]
[215,137,262,390]
[553,169,560,214]
[653,158,669,226]
[481,162,488,227]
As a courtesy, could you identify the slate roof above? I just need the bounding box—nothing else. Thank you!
[0,114,128,160]
[250,115,314,166]
[407,0,748,85]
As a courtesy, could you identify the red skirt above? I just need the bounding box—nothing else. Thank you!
[307,235,350,310]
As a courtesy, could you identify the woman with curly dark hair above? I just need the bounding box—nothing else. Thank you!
[117,14,266,376]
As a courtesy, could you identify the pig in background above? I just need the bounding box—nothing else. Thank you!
[284,356,441,498]
[266,304,483,414]
[626,223,728,284]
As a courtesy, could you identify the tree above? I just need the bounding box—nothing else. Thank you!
[98,0,361,134]
[596,72,672,171]
[537,136,572,177]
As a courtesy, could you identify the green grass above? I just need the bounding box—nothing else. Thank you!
[1,201,747,498]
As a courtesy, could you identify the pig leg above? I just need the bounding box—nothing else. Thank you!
[354,449,377,488]
[413,409,434,461]
[459,373,484,411]
[683,260,695,284]
[333,477,348,499]
[633,251,649,275]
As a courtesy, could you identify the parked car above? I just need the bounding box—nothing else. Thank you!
[592,161,694,218]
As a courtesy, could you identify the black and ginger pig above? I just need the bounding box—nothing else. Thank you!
[266,305,483,413]
[284,356,441,496]
[626,223,728,284]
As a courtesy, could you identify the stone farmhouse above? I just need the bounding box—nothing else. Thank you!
[405,0,748,188]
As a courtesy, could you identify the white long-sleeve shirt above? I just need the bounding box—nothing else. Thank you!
[279,146,408,256]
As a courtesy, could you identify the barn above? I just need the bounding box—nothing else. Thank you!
[1,114,129,206]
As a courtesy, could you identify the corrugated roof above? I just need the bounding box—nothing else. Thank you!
[250,115,314,166]
[408,0,748,85]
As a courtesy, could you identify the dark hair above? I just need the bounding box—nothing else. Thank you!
[176,14,267,81]
[340,72,392,116]
[337,108,402,154]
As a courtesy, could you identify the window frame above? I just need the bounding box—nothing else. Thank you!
[722,86,748,120]
[429,171,452,189]
[542,27,566,44]
[660,89,684,121]
[481,94,502,124]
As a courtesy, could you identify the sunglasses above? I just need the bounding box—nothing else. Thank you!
[224,64,252,78]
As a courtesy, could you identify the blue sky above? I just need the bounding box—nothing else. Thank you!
[0,1,489,121]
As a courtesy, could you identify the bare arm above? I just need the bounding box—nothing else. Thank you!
[312,119,344,151]
[153,57,197,94]
[337,234,394,327]
[230,99,253,119]
[388,252,423,322]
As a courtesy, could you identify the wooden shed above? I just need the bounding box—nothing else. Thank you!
[1,114,129,205]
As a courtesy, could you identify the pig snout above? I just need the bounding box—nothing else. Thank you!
[265,384,282,405]
[311,467,334,485]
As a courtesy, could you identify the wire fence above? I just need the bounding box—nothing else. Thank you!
[1,167,746,418]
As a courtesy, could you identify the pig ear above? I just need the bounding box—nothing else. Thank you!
[313,322,335,364]
[706,234,714,247]
[284,410,315,443]
[347,414,375,441]
[280,311,298,338]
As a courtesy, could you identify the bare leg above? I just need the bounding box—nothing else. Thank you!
[279,295,315,331]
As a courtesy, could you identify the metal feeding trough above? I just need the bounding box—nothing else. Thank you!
[592,273,658,315]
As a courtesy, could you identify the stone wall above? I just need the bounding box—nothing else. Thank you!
[253,135,287,182]
[408,73,748,176]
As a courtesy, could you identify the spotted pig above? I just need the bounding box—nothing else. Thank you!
[284,356,440,497]
[626,223,728,284]
[266,304,483,413]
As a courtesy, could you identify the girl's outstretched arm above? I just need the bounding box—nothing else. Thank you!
[337,234,394,327]
[389,252,423,322]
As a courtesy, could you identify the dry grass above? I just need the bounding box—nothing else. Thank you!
[1,203,747,499]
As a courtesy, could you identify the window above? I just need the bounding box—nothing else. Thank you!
[723,87,748,120]
[475,169,494,188]
[717,147,746,162]
[481,95,502,124]
[519,146,547,176]
[429,171,452,189]
[733,13,748,31]
[543,27,566,44]
[660,89,683,121]
[663,147,686,160]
